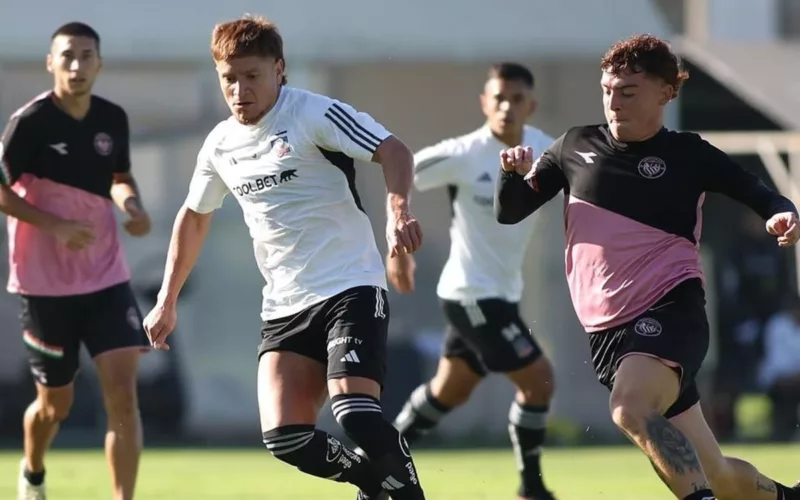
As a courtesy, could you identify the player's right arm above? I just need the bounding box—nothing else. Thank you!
[144,134,229,350]
[0,111,95,249]
[494,134,567,224]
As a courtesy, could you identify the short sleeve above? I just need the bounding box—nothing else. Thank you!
[311,95,392,163]
[184,134,229,214]
[114,109,131,174]
[413,138,465,191]
[0,111,38,185]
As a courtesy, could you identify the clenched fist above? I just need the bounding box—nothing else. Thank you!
[766,211,800,248]
[500,146,535,176]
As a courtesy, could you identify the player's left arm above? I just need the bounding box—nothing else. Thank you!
[312,97,422,258]
[701,138,799,247]
[109,109,151,237]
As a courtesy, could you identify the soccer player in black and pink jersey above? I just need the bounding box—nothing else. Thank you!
[495,34,800,500]
[0,22,151,500]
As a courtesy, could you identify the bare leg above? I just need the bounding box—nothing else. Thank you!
[95,348,143,500]
[671,402,796,500]
[257,352,385,496]
[610,356,711,498]
[24,383,74,474]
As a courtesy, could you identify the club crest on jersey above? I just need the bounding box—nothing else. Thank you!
[269,135,292,158]
[637,156,666,179]
[94,132,114,156]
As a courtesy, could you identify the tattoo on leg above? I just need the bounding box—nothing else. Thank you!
[756,478,777,492]
[644,414,703,476]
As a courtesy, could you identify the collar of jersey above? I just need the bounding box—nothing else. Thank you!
[604,125,667,152]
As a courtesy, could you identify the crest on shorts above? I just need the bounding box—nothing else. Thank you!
[633,317,662,336]
[637,156,666,179]
[94,132,114,156]
[126,306,141,331]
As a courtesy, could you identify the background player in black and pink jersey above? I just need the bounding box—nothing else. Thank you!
[0,22,151,500]
[495,34,800,500]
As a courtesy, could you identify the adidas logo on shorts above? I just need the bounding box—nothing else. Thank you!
[340,350,361,363]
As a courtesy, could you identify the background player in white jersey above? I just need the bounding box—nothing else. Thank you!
[388,63,557,500]
[142,16,425,500]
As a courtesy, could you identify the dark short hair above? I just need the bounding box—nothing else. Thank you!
[487,62,535,89]
[211,15,287,85]
[51,22,101,53]
[601,34,689,99]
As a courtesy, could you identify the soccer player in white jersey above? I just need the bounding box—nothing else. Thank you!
[142,16,426,500]
[389,63,557,500]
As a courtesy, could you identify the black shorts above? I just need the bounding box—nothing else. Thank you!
[258,286,389,385]
[21,281,147,388]
[588,278,709,419]
[440,298,543,377]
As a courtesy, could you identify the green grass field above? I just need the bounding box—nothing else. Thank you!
[2,445,797,499]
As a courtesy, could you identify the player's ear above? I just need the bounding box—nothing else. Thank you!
[658,82,672,106]
[46,53,54,74]
[479,93,489,117]
[527,97,538,117]
[276,58,285,80]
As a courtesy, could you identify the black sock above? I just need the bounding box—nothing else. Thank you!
[332,393,426,500]
[262,424,382,495]
[394,384,451,445]
[23,467,45,486]
[508,401,549,496]
[683,490,715,500]
[776,481,800,499]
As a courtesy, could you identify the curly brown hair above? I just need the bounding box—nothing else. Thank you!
[601,34,689,99]
[211,15,287,85]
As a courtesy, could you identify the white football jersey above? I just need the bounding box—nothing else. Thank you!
[414,125,554,303]
[185,87,390,320]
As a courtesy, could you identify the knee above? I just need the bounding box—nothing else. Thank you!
[36,388,74,423]
[331,393,394,449]
[608,389,661,434]
[515,357,555,403]
[262,424,317,465]
[332,394,382,433]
